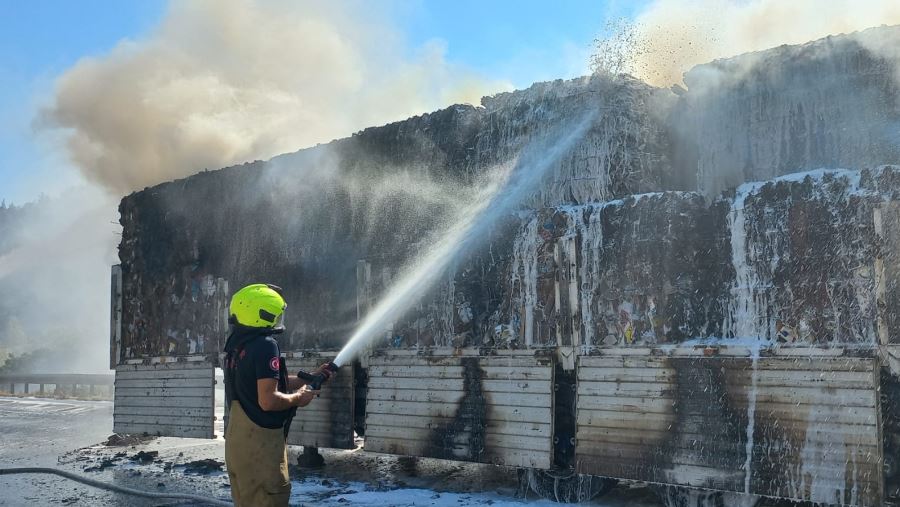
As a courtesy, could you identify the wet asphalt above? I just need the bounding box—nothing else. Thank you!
[0,395,669,507]
[0,396,232,506]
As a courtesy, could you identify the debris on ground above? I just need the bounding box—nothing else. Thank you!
[130,450,159,463]
[103,433,156,447]
[179,458,224,474]
[83,457,120,472]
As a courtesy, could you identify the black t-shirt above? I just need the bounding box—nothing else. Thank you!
[229,335,291,429]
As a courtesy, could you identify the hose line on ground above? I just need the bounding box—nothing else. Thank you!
[0,467,233,507]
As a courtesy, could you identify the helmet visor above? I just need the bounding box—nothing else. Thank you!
[272,310,285,330]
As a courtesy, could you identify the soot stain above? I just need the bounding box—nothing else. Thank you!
[428,357,489,463]
[661,358,749,491]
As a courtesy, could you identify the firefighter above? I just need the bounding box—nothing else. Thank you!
[223,283,332,507]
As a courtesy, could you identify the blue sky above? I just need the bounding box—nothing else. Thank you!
[0,0,646,204]
[0,1,166,204]
[400,0,648,86]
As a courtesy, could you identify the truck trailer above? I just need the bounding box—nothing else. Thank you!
[110,26,900,506]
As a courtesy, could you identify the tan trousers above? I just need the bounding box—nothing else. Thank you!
[225,401,291,507]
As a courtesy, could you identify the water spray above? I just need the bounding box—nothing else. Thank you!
[331,109,598,368]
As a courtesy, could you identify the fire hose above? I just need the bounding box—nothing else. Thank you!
[0,365,340,504]
[0,467,233,506]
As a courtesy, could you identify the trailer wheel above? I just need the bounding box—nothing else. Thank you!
[656,485,760,507]
[517,468,616,503]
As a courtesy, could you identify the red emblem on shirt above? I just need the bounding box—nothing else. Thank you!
[269,356,280,372]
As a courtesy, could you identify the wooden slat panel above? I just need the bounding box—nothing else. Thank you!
[365,427,549,452]
[113,414,211,426]
[115,386,215,397]
[726,386,877,408]
[366,400,549,423]
[365,422,549,443]
[578,439,880,468]
[364,354,553,469]
[291,420,339,434]
[367,355,546,368]
[366,389,551,408]
[365,436,550,468]
[112,422,212,439]
[575,354,882,505]
[114,395,213,408]
[577,399,675,414]
[579,368,875,386]
[579,356,875,371]
[114,362,214,439]
[284,356,355,450]
[580,373,876,390]
[117,361,215,372]
[578,449,880,479]
[115,370,213,380]
[577,426,881,448]
[368,377,550,394]
[114,405,213,418]
[115,378,214,389]
[366,413,552,436]
[368,365,551,380]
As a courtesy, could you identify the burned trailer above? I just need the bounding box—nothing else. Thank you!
[111,27,900,506]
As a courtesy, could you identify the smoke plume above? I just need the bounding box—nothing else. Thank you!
[0,188,119,373]
[3,0,507,373]
[42,0,509,194]
[630,0,900,86]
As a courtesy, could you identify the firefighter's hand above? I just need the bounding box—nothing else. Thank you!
[295,385,319,407]
[314,363,334,382]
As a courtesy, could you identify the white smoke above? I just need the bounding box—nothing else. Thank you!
[42,0,510,194]
[629,0,900,86]
[0,187,119,373]
[3,0,510,373]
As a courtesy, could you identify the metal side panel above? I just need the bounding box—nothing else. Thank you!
[575,354,882,506]
[285,357,355,449]
[364,353,554,469]
[109,265,122,370]
[114,361,215,439]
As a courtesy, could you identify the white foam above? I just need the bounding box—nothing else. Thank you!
[288,477,649,507]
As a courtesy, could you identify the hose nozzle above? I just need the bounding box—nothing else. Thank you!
[307,361,339,391]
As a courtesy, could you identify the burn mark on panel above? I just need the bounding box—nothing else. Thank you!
[552,362,576,469]
[428,357,489,462]
[576,356,882,504]
[288,358,355,449]
[721,357,880,504]
[661,358,750,492]
[717,360,804,500]
[579,358,749,485]
[353,360,368,437]
[883,368,900,502]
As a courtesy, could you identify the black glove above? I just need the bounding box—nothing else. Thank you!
[298,363,338,391]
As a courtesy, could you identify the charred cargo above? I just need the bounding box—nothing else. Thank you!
[111,26,900,506]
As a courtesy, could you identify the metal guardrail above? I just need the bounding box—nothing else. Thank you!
[0,373,114,396]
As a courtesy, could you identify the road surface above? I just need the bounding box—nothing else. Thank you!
[0,396,665,506]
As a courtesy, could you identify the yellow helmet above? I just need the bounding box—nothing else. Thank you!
[229,284,286,328]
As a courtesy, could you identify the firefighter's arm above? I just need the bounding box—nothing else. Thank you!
[257,378,318,411]
[286,376,305,391]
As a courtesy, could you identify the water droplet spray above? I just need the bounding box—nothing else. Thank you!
[331,110,598,367]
